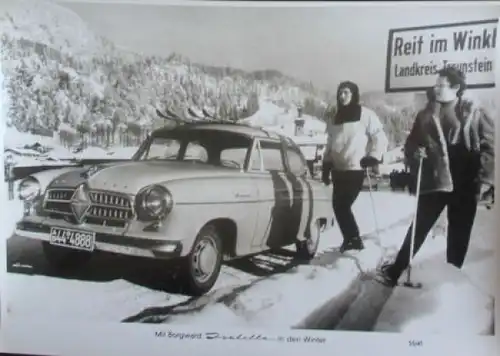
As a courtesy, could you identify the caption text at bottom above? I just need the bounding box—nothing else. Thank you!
[155,330,326,344]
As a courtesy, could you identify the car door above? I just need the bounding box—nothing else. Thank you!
[282,141,315,245]
[249,138,292,249]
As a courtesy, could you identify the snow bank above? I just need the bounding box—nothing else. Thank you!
[374,258,493,335]
[244,100,326,139]
[3,126,141,164]
[3,127,59,151]
[74,146,111,160]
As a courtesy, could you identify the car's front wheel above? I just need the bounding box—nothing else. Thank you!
[177,224,223,296]
[42,242,92,271]
[295,219,322,261]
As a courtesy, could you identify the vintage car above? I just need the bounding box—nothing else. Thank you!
[14,122,333,296]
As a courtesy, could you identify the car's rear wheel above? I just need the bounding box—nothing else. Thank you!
[42,242,92,271]
[295,219,322,261]
[177,224,223,296]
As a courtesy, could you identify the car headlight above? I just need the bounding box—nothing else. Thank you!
[136,185,174,221]
[18,177,41,201]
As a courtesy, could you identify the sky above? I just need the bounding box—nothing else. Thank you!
[26,1,500,92]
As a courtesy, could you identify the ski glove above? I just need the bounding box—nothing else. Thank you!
[321,160,333,186]
[360,156,380,169]
[413,147,427,160]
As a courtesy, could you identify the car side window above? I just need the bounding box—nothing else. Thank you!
[260,140,284,171]
[185,142,208,162]
[145,138,181,159]
[287,148,307,176]
[220,148,246,169]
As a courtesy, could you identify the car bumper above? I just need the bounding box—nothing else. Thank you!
[14,220,183,260]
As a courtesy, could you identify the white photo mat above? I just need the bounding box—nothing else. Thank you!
[0,1,499,355]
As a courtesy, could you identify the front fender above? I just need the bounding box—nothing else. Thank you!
[147,175,257,256]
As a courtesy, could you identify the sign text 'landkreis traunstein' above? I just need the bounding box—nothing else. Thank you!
[385,19,498,92]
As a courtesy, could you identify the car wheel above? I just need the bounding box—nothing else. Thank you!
[178,224,223,296]
[42,242,92,271]
[295,219,322,261]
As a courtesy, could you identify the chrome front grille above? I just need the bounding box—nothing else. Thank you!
[43,188,134,228]
[44,189,74,215]
[86,191,134,226]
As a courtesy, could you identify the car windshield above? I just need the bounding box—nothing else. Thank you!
[134,128,252,170]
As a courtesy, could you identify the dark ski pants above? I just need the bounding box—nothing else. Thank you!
[332,170,365,243]
[387,189,478,280]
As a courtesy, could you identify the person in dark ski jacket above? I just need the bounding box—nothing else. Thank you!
[322,81,388,252]
[375,67,495,287]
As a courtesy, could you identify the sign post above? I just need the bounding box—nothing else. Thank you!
[385,18,498,93]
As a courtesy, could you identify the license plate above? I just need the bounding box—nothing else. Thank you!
[49,227,96,252]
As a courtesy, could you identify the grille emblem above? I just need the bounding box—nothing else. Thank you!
[71,184,91,224]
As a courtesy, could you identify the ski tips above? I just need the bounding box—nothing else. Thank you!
[156,104,251,129]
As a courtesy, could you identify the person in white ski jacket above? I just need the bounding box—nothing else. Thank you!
[322,80,388,252]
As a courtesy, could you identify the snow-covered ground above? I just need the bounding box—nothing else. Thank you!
[373,206,496,335]
[3,176,413,324]
[2,127,494,333]
[4,173,496,335]
[2,116,494,335]
[3,171,494,335]
[3,127,140,167]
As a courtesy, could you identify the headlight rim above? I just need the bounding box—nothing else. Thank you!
[18,177,41,201]
[136,184,174,221]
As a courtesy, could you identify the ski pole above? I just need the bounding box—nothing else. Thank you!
[365,168,380,239]
[404,156,424,289]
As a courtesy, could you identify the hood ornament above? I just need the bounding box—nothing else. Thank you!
[71,183,91,224]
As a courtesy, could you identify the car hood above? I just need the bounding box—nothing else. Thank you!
[47,160,239,195]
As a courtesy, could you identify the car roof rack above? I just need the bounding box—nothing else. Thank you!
[155,107,279,137]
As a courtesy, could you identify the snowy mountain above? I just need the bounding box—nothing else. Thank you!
[0,0,112,56]
[1,0,330,155]
[4,0,494,159]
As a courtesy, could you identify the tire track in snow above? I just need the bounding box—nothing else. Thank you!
[123,215,413,323]
[5,194,413,324]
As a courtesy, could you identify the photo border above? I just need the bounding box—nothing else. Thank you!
[1,2,499,356]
